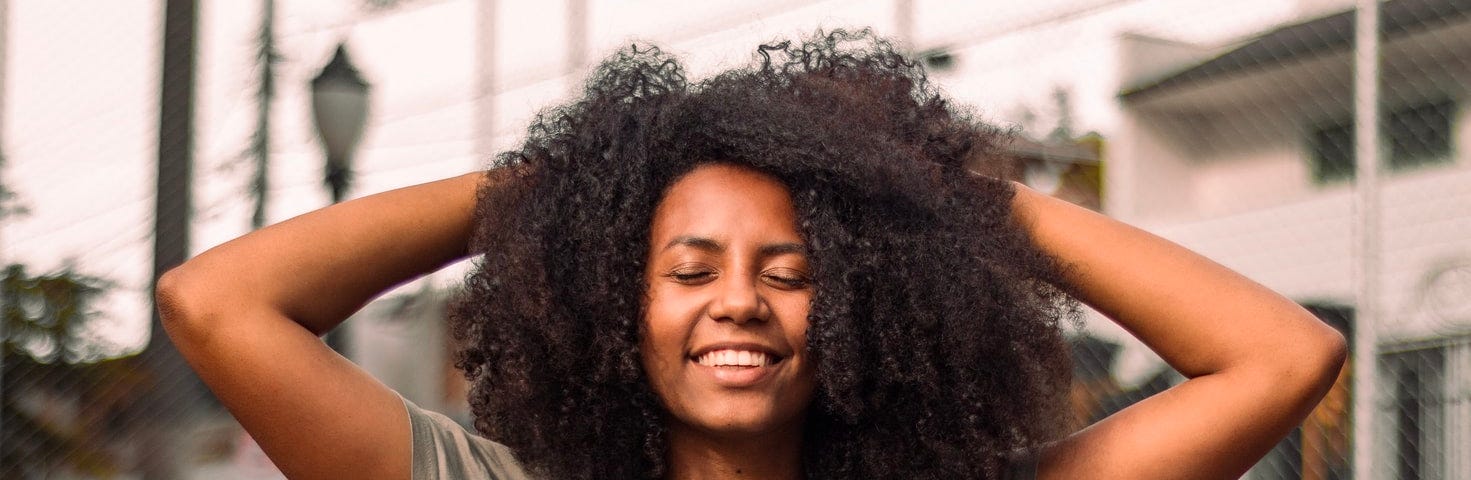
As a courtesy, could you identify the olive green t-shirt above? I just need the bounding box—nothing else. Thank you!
[402,395,1037,479]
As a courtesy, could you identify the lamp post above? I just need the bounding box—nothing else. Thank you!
[311,43,370,204]
[310,42,370,355]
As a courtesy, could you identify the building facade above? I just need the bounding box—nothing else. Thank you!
[1114,1,1471,478]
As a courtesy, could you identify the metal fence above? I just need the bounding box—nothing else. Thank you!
[1056,0,1471,478]
[3,0,1470,478]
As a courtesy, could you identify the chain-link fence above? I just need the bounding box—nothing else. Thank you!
[1053,0,1471,478]
[3,0,1469,478]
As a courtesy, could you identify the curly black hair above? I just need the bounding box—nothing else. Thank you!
[449,29,1079,479]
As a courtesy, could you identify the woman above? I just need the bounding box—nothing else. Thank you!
[157,30,1346,479]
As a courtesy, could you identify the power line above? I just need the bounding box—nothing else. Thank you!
[917,0,1144,52]
[4,194,154,246]
[375,0,838,127]
[79,226,156,277]
[275,0,463,39]
[3,202,157,289]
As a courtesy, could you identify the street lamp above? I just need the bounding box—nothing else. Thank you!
[311,43,370,204]
[310,42,370,356]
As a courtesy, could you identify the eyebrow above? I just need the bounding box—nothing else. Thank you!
[662,235,808,257]
[664,236,723,253]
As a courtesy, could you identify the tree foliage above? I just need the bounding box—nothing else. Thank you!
[3,264,110,363]
[2,262,138,477]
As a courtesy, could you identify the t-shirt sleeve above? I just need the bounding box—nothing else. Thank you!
[400,393,530,480]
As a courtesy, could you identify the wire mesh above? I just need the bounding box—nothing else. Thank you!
[1063,0,1471,478]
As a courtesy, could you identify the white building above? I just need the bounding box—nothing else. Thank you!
[1114,0,1471,477]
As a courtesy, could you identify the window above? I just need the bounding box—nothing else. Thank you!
[1311,122,1355,182]
[1389,350,1439,480]
[1376,338,1471,480]
[1387,100,1455,170]
[1308,99,1457,183]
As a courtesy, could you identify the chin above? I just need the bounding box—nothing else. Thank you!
[681,401,803,438]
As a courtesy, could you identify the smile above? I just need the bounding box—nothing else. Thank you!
[688,348,788,387]
[694,349,778,367]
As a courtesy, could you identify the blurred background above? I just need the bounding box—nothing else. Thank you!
[1,0,1467,478]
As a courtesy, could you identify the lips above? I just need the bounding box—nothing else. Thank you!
[689,342,786,364]
[687,342,789,387]
[695,349,776,367]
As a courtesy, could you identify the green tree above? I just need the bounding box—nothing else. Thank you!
[1,155,131,477]
[1,264,139,478]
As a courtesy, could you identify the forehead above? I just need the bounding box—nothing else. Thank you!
[649,164,801,243]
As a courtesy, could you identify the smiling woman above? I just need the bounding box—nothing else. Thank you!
[156,29,1346,480]
[450,29,1078,479]
[640,165,817,478]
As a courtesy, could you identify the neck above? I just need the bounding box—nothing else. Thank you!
[664,421,804,480]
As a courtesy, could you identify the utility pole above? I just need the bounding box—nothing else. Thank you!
[0,0,10,456]
[475,0,495,160]
[252,0,274,230]
[566,0,586,94]
[894,0,914,51]
[135,0,204,476]
[1351,0,1381,478]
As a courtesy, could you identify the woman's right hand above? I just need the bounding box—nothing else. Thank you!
[155,171,490,480]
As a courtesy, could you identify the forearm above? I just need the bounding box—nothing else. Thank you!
[1011,183,1348,477]
[1007,182,1345,379]
[161,171,486,335]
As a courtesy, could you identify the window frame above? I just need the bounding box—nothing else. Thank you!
[1306,98,1458,185]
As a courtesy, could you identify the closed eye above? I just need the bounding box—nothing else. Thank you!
[665,269,716,285]
[763,271,811,289]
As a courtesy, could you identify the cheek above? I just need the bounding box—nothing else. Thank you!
[639,286,696,364]
[638,286,704,409]
[778,295,817,392]
[773,295,813,345]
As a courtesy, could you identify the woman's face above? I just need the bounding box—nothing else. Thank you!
[641,163,817,439]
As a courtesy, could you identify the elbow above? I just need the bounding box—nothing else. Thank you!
[155,265,213,345]
[1320,327,1349,372]
[1304,317,1349,377]
[1234,314,1349,402]
[1284,318,1349,401]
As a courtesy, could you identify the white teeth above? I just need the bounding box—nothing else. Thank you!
[696,349,772,367]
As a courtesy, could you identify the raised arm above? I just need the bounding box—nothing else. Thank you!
[154,171,488,480]
[1010,183,1347,479]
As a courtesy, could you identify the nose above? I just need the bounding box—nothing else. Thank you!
[707,272,770,324]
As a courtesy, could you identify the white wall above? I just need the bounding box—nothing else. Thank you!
[1139,148,1471,342]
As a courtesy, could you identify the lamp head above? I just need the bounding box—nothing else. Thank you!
[310,43,371,166]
